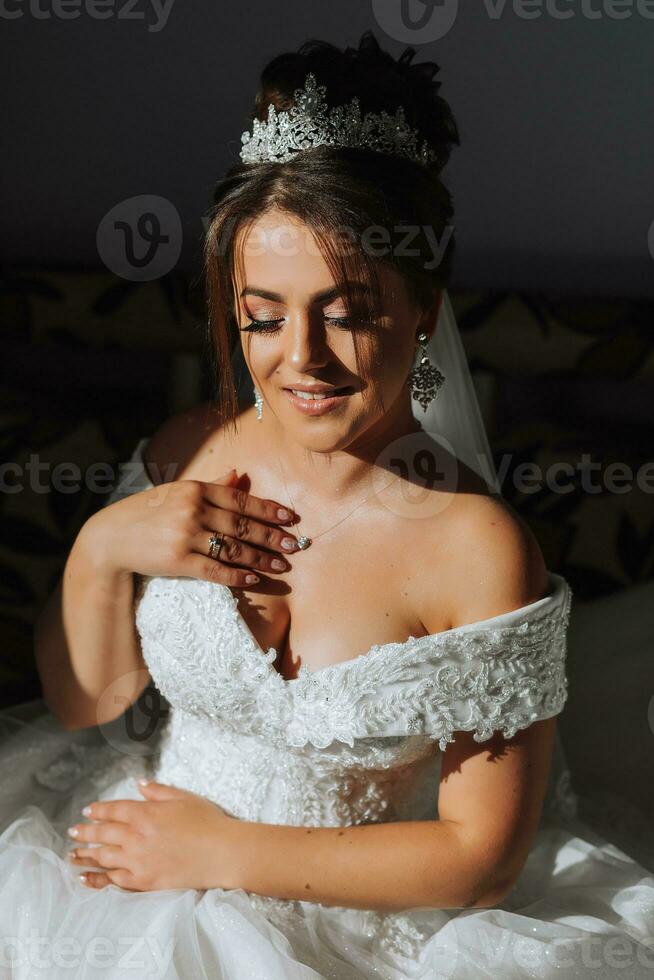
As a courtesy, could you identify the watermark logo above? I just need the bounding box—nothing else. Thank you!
[96,194,182,281]
[372,0,460,43]
[95,671,169,759]
[372,430,462,520]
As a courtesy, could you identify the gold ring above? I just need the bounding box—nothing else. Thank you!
[208,531,225,560]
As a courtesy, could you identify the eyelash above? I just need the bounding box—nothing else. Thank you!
[242,316,352,334]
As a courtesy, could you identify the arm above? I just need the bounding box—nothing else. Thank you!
[71,712,556,906]
[217,716,556,912]
[35,402,213,731]
[35,509,151,733]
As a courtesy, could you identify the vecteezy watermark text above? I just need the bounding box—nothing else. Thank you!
[0,0,175,31]
[0,930,174,975]
[2,451,653,500]
[202,214,455,273]
[372,0,654,46]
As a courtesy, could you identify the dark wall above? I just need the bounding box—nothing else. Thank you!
[2,1,653,297]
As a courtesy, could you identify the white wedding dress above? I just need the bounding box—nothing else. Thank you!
[1,436,653,980]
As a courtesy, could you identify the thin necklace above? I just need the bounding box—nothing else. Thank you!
[277,456,402,550]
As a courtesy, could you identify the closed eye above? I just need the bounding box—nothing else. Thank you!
[241,317,284,333]
[241,316,355,333]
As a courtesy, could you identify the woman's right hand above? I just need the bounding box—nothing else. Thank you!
[82,469,301,587]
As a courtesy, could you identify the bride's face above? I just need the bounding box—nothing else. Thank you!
[233,209,438,452]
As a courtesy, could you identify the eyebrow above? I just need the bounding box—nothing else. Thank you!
[239,282,372,304]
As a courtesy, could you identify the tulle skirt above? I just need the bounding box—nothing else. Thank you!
[1,698,654,980]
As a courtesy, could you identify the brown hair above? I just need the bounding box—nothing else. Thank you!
[203,31,460,434]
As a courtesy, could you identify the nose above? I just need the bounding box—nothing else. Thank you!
[285,311,332,374]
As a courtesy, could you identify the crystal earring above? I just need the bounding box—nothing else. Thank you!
[253,386,264,420]
[407,333,446,411]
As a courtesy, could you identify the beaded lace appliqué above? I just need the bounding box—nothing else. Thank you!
[134,574,571,754]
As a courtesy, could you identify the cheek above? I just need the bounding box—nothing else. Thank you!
[390,328,419,381]
[241,339,280,380]
[376,358,411,401]
[351,341,414,416]
[370,331,415,385]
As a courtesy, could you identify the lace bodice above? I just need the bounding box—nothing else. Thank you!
[105,437,572,831]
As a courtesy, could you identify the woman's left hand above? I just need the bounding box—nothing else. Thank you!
[67,780,241,892]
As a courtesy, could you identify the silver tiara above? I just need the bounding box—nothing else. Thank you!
[239,72,439,168]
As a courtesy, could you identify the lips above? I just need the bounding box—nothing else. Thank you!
[282,385,354,416]
[285,385,353,400]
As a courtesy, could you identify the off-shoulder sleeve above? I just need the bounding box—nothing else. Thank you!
[103,437,154,506]
[282,572,572,751]
[309,573,573,752]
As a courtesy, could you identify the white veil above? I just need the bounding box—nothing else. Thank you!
[411,289,500,494]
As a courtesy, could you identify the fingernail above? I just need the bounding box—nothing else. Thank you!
[281,537,297,551]
[277,508,292,520]
[67,826,79,837]
[245,574,259,583]
[137,778,149,787]
[82,805,92,817]
[271,558,287,571]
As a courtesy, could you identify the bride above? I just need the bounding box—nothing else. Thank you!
[1,31,653,980]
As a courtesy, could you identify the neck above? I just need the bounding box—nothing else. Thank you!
[262,395,424,510]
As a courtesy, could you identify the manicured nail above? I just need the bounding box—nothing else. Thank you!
[277,508,292,520]
[281,537,297,551]
[271,558,287,571]
[137,778,149,787]
[67,826,79,837]
[82,805,92,817]
[245,574,259,583]
[79,874,88,884]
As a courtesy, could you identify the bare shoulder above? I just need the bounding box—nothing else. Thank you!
[141,400,239,486]
[421,490,550,632]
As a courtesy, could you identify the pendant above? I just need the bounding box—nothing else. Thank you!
[297,535,312,550]
[408,357,446,411]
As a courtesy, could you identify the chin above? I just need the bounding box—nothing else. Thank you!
[280,412,365,453]
[274,389,364,446]
[287,424,359,454]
